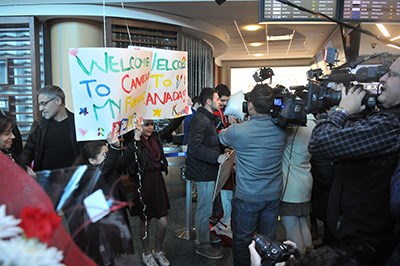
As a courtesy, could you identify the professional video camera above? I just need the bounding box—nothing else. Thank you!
[249,67,307,127]
[303,52,393,113]
[253,234,299,266]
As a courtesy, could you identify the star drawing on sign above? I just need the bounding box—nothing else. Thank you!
[153,109,162,117]
[79,107,89,116]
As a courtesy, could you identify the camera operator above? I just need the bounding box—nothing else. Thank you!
[308,57,400,265]
[219,84,286,266]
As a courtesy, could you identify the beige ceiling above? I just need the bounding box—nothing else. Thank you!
[115,0,400,62]
[1,0,400,62]
[123,0,340,61]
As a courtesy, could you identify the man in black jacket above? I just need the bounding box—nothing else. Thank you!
[308,57,400,265]
[186,87,227,260]
[21,85,81,171]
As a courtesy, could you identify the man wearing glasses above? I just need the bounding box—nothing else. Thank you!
[308,57,400,265]
[21,85,80,171]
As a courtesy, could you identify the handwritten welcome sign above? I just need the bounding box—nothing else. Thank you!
[134,47,190,119]
[68,47,190,141]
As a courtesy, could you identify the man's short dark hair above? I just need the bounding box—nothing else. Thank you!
[248,84,274,114]
[215,84,231,97]
[38,85,66,105]
[200,87,218,106]
[192,96,201,106]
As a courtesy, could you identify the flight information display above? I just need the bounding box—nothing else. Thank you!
[342,0,400,22]
[259,0,338,22]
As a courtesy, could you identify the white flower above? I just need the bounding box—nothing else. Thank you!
[0,204,22,239]
[0,237,64,266]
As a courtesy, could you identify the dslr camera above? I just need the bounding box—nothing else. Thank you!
[253,234,298,266]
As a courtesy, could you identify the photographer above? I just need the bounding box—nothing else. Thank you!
[248,238,359,266]
[308,57,400,265]
[219,84,286,266]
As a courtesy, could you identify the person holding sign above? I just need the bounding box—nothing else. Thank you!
[21,85,81,171]
[219,84,286,266]
[185,87,228,260]
[114,120,170,266]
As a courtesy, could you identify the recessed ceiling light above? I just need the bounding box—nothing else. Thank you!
[249,42,264,47]
[376,24,390,37]
[266,34,293,41]
[390,35,400,41]
[387,44,400,50]
[243,25,262,31]
[253,53,265,57]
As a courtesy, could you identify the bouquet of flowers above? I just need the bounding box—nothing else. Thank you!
[0,204,64,266]
[0,152,96,266]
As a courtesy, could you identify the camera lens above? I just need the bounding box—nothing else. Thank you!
[253,234,271,259]
[323,89,341,108]
[323,88,378,110]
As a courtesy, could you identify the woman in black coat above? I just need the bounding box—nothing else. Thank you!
[114,119,170,266]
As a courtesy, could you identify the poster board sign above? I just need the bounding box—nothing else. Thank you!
[213,150,235,201]
[134,47,191,120]
[68,47,191,142]
[68,47,152,141]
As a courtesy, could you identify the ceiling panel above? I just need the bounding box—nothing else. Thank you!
[1,0,399,62]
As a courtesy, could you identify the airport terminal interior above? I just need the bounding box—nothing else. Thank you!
[1,0,400,265]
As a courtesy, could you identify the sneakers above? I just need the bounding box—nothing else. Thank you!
[142,253,158,266]
[196,243,224,259]
[211,221,233,239]
[210,233,222,244]
[152,250,170,266]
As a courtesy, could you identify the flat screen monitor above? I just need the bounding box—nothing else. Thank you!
[342,0,400,22]
[259,0,339,22]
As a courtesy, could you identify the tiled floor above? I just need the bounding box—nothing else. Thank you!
[128,196,234,266]
[126,195,294,266]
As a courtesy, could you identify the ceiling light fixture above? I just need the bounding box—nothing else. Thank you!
[253,53,265,57]
[387,44,400,50]
[390,35,400,42]
[249,42,264,47]
[376,24,390,37]
[243,25,262,31]
[266,34,293,41]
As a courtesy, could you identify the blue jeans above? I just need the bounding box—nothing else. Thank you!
[195,181,215,245]
[220,189,233,225]
[232,197,280,266]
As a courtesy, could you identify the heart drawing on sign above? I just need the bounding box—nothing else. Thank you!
[79,128,88,136]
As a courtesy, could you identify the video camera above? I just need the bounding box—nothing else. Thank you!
[253,234,299,266]
[248,67,307,127]
[303,52,393,113]
[248,52,392,127]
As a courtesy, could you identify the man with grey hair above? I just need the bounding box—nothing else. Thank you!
[21,85,81,171]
